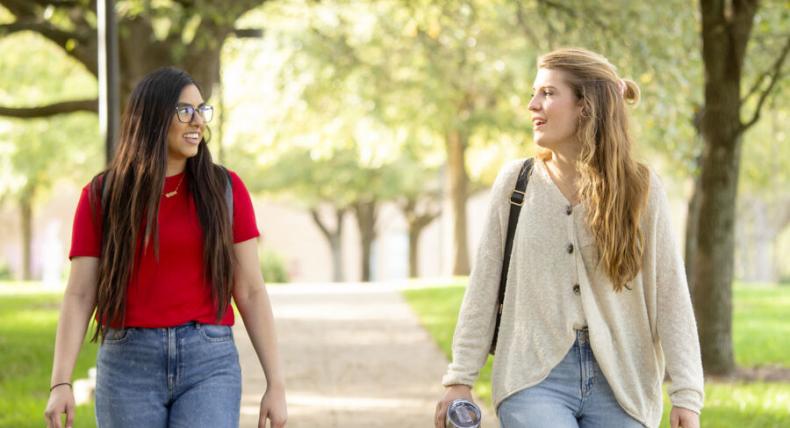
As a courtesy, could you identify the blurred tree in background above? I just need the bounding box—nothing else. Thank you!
[0,0,269,279]
[0,0,787,378]
[0,29,100,280]
[0,0,268,114]
[223,0,788,376]
[690,0,788,375]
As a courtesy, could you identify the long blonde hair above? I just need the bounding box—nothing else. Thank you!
[537,48,650,292]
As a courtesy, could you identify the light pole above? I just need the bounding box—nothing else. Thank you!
[98,0,120,165]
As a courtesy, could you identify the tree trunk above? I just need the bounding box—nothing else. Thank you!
[401,197,441,278]
[353,199,378,282]
[407,215,438,279]
[446,129,470,275]
[692,130,740,375]
[692,0,757,376]
[329,234,344,283]
[20,192,33,281]
[408,225,420,278]
[310,207,346,282]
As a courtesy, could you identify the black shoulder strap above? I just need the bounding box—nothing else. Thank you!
[221,166,234,224]
[490,158,534,354]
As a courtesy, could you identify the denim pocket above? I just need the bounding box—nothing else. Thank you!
[103,328,134,344]
[198,324,233,342]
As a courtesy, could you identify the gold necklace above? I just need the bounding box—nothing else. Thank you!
[164,174,185,198]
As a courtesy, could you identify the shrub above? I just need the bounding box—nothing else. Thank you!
[0,260,13,280]
[260,249,289,284]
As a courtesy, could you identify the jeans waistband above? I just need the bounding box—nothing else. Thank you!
[109,321,213,332]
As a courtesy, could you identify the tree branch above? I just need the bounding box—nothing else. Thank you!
[0,0,85,23]
[0,9,98,76]
[741,35,790,132]
[310,208,332,240]
[0,98,98,118]
[233,28,264,38]
[2,0,80,7]
[412,208,441,230]
[0,0,38,17]
[741,65,773,103]
[513,1,543,50]
[0,20,86,44]
[535,0,613,39]
[310,206,345,241]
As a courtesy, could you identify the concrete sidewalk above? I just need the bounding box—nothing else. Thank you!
[233,283,497,428]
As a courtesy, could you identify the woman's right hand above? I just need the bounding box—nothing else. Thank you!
[44,386,75,428]
[434,384,474,428]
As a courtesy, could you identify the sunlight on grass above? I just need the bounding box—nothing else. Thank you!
[733,286,790,367]
[0,290,98,428]
[686,383,790,428]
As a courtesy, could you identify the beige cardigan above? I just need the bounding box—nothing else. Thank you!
[442,159,704,428]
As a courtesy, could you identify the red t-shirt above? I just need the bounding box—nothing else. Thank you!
[68,169,260,328]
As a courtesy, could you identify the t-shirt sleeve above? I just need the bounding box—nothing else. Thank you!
[69,185,102,259]
[229,170,260,243]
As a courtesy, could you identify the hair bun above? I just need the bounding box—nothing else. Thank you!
[621,78,640,105]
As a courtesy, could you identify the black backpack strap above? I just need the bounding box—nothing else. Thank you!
[490,158,534,354]
[100,171,111,205]
[221,166,234,225]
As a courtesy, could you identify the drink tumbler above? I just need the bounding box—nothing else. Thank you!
[446,399,482,428]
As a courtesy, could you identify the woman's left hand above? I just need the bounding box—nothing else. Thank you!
[258,386,287,428]
[670,406,699,428]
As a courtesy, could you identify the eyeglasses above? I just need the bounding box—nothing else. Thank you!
[175,104,214,123]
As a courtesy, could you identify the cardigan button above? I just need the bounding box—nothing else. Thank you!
[573,284,581,295]
[566,205,573,215]
[567,243,574,254]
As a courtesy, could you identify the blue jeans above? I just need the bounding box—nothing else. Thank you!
[95,323,242,428]
[498,329,645,428]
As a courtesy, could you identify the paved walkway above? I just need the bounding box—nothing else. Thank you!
[233,283,497,428]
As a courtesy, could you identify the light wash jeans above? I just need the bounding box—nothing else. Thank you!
[95,322,241,428]
[498,329,645,428]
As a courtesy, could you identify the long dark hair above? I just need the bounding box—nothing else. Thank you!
[88,67,234,341]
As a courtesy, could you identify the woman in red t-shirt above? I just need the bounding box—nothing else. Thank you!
[44,67,287,428]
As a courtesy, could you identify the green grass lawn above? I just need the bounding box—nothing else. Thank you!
[732,285,790,367]
[0,289,99,428]
[2,281,786,427]
[0,281,257,428]
[403,283,790,428]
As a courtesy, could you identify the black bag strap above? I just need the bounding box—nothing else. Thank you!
[220,166,234,223]
[490,158,534,355]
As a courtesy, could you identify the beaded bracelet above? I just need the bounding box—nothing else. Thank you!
[50,382,72,392]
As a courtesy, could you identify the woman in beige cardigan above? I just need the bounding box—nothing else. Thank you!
[435,48,704,428]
